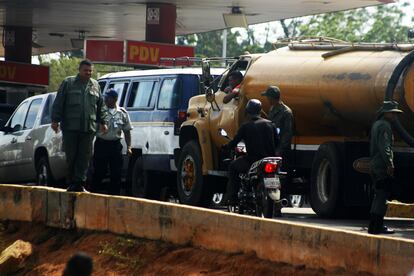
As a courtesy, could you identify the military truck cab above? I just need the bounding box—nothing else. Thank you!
[176,55,259,206]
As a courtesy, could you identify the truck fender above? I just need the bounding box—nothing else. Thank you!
[180,122,214,175]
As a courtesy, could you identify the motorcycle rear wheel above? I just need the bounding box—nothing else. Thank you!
[256,182,274,218]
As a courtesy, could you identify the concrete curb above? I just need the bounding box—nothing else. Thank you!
[1,185,414,275]
[387,201,414,218]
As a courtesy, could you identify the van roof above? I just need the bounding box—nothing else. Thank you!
[99,67,225,80]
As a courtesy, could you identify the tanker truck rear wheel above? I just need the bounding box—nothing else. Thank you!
[310,142,343,218]
[177,141,211,206]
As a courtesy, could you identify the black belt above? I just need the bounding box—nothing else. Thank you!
[96,137,121,143]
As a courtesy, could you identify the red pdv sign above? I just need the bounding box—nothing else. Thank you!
[85,39,195,66]
[0,61,49,86]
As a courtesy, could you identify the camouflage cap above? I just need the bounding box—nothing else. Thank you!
[377,100,403,114]
[261,86,281,98]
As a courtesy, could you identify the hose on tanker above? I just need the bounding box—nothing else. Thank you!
[385,50,414,148]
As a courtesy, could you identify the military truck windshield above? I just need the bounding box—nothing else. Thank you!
[219,59,248,91]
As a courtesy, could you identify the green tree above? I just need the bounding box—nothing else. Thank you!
[42,56,132,91]
[296,2,412,43]
[178,27,268,57]
[178,2,412,58]
[43,56,80,91]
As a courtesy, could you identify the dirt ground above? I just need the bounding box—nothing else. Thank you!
[0,221,371,276]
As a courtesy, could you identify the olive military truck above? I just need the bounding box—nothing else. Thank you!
[175,38,414,217]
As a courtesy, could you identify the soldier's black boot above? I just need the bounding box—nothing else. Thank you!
[67,181,88,192]
[368,215,395,234]
[378,217,395,234]
[368,214,381,234]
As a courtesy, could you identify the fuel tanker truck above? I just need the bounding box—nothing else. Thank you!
[175,38,414,217]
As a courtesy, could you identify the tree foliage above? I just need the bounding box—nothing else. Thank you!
[178,2,412,57]
[41,56,132,92]
[287,2,412,43]
[178,26,273,58]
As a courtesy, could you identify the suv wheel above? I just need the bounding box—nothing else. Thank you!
[131,158,160,199]
[36,156,55,186]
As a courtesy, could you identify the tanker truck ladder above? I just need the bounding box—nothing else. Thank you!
[273,36,414,58]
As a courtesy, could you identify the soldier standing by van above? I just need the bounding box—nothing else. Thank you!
[51,59,108,192]
[368,101,402,235]
[91,89,132,195]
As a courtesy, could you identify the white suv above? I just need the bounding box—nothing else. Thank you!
[0,92,66,185]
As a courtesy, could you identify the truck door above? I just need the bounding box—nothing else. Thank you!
[210,58,250,146]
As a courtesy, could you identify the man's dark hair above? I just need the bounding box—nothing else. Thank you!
[62,252,93,276]
[229,71,243,81]
[79,59,93,69]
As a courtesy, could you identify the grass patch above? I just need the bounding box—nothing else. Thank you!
[98,237,145,272]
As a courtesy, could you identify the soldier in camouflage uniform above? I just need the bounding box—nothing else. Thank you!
[368,100,402,234]
[261,86,293,157]
[51,59,108,192]
[261,86,294,216]
[91,89,132,195]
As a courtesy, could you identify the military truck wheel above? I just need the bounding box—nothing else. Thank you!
[310,142,343,218]
[131,158,160,200]
[36,156,55,186]
[177,141,211,206]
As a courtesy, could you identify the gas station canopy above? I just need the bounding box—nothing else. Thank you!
[0,0,394,56]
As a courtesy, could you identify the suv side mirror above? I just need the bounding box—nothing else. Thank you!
[12,124,22,132]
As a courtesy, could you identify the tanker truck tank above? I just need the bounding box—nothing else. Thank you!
[243,44,414,145]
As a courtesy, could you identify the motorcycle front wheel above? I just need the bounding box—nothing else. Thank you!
[256,182,274,218]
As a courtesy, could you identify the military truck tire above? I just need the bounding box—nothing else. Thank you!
[310,142,343,218]
[177,141,210,206]
[131,158,160,200]
[36,155,55,187]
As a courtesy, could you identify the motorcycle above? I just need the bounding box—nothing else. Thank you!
[219,128,288,218]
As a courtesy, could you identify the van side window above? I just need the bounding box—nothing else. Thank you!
[158,78,180,109]
[108,81,129,106]
[127,81,156,109]
[98,81,107,93]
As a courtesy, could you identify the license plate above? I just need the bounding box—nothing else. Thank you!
[264,177,280,189]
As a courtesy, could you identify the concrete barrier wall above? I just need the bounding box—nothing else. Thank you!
[1,185,414,275]
[387,202,414,218]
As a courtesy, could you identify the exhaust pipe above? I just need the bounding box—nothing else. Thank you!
[279,198,289,207]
